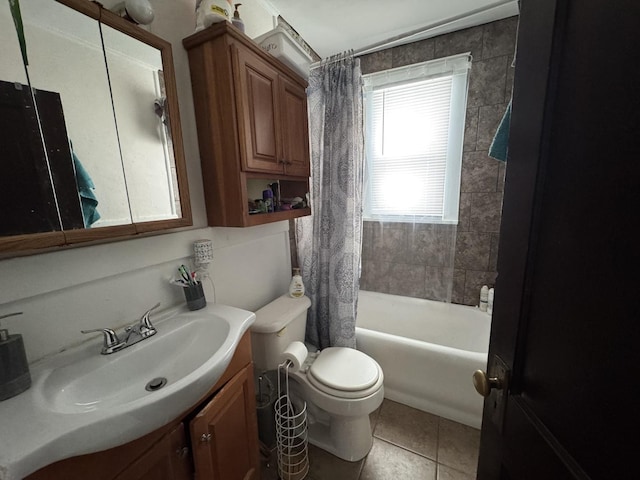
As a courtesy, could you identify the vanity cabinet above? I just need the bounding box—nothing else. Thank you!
[26,332,259,480]
[183,22,311,227]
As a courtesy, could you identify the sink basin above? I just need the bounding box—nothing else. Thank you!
[0,302,255,480]
[41,310,231,413]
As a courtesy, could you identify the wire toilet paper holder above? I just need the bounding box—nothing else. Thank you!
[275,359,309,480]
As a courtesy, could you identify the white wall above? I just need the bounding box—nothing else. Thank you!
[0,0,290,364]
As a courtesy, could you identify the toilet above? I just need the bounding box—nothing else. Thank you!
[251,294,384,462]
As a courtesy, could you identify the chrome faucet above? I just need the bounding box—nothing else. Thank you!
[81,302,160,355]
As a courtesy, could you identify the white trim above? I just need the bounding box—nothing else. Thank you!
[362,53,472,90]
[354,1,520,58]
[362,54,470,224]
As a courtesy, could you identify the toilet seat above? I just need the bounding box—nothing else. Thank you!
[307,347,382,400]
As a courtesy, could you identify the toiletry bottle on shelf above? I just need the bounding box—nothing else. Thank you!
[263,188,274,213]
[487,288,494,315]
[200,0,232,29]
[479,285,489,312]
[289,268,305,298]
[232,3,245,32]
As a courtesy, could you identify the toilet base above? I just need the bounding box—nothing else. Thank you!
[307,413,374,462]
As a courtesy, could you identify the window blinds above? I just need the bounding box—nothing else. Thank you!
[363,53,470,222]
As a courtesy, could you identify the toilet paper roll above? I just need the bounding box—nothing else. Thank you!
[281,341,308,372]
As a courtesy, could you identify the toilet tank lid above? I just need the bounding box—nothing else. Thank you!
[252,294,311,334]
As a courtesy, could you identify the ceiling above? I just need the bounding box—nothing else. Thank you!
[265,0,519,59]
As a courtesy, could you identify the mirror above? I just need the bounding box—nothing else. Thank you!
[0,0,191,254]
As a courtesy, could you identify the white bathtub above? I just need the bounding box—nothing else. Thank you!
[355,290,490,428]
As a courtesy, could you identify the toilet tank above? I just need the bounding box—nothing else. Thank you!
[251,294,311,371]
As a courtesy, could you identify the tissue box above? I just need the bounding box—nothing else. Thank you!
[254,27,313,78]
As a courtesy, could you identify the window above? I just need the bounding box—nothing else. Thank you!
[362,53,470,223]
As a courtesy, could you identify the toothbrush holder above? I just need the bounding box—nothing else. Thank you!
[183,282,206,311]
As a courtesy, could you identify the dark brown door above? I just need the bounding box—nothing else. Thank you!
[477,0,638,479]
[0,81,61,235]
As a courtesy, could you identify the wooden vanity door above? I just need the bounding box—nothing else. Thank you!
[113,423,192,480]
[190,364,259,480]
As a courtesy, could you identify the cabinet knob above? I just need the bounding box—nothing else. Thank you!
[176,446,189,458]
[200,433,212,443]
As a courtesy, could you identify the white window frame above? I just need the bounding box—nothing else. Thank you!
[362,53,471,224]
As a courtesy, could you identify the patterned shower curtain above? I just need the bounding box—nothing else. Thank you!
[295,54,365,349]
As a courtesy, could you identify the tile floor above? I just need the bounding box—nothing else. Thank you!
[261,399,480,480]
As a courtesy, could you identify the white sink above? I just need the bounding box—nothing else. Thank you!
[41,311,231,414]
[0,302,255,480]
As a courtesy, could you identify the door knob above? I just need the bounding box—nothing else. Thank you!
[473,369,503,397]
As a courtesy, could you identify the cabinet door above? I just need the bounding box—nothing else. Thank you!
[280,75,311,178]
[233,44,284,174]
[190,364,259,480]
[114,423,193,480]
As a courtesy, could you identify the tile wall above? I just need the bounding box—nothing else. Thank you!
[358,16,518,305]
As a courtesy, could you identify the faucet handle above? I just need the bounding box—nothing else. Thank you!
[139,302,160,335]
[81,328,123,354]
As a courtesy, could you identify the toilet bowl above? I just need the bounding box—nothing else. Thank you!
[251,294,384,461]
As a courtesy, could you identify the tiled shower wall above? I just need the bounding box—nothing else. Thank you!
[358,16,518,305]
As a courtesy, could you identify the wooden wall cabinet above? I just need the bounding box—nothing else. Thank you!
[26,332,259,480]
[183,22,311,227]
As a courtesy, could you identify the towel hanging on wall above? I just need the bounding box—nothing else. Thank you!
[489,100,511,162]
[72,149,101,227]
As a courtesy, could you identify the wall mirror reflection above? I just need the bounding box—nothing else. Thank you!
[0,0,191,254]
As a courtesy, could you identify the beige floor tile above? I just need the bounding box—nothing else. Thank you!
[437,419,480,475]
[360,438,437,480]
[437,463,475,480]
[373,399,439,459]
[307,444,363,480]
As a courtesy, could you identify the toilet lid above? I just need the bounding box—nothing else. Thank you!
[308,347,380,392]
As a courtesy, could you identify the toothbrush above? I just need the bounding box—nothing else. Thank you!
[170,278,189,288]
[178,265,193,285]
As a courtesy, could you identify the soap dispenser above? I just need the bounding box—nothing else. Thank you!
[232,3,245,32]
[0,312,31,401]
[289,268,305,298]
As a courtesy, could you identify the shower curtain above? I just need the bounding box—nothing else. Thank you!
[295,53,365,349]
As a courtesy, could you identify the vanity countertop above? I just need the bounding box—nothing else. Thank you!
[0,303,255,480]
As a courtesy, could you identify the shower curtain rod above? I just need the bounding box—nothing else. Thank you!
[310,0,518,69]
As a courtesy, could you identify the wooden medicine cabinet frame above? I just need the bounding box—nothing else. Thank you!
[0,0,192,257]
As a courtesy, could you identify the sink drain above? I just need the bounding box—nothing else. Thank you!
[145,377,167,392]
